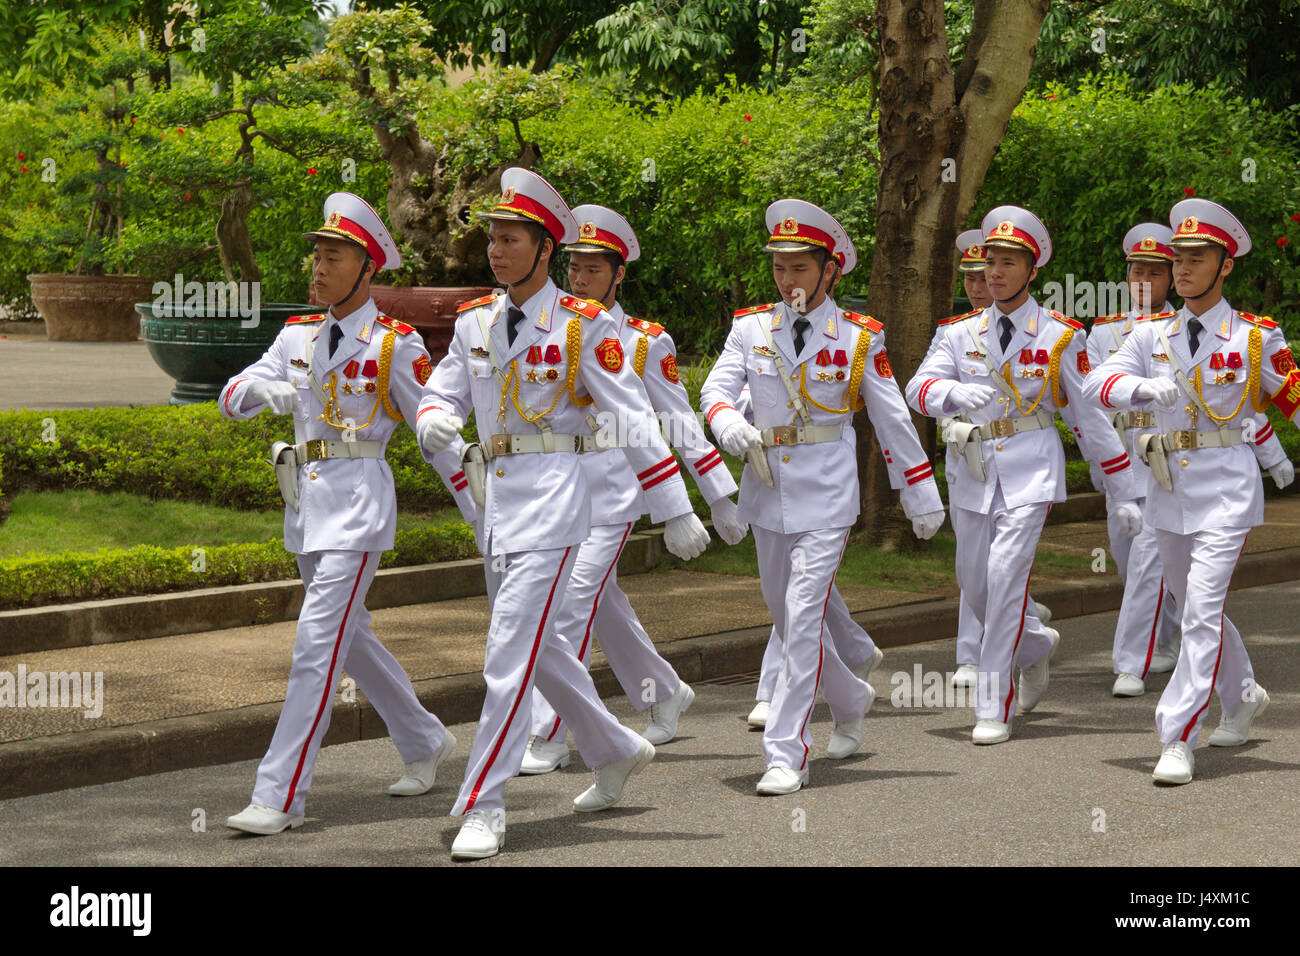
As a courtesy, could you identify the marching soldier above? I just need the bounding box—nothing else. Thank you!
[417,168,711,857]
[1083,198,1295,784]
[219,193,472,834]
[519,203,748,774]
[906,205,1142,744]
[701,199,945,794]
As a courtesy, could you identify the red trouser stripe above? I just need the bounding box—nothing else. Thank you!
[797,529,851,771]
[283,551,372,813]
[1001,507,1050,723]
[464,546,573,812]
[1139,577,1165,680]
[1179,535,1248,742]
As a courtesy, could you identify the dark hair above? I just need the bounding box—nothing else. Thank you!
[521,220,556,261]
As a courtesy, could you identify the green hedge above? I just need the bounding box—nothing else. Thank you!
[0,404,472,511]
[0,521,478,610]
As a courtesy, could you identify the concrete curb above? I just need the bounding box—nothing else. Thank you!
[3,541,1296,801]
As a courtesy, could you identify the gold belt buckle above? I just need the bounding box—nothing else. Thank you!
[1134,412,1155,428]
[770,425,798,445]
[1171,430,1194,450]
[490,434,511,457]
[304,439,328,461]
[988,419,1015,439]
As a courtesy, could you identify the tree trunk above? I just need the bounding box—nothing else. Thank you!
[216,184,261,285]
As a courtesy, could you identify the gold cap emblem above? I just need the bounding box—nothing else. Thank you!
[965,244,982,258]
[500,187,516,205]
[580,221,597,239]
[778,216,798,235]
[1179,215,1198,233]
[326,210,342,227]
[1140,236,1156,250]
[996,220,1014,235]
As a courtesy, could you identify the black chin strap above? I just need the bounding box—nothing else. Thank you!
[510,235,549,288]
[600,258,624,308]
[1184,248,1228,303]
[800,255,840,314]
[332,252,371,308]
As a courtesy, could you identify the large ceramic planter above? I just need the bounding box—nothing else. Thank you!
[137,301,313,404]
[27,274,159,342]
[367,285,495,362]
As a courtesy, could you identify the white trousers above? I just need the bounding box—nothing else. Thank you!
[755,585,876,701]
[252,550,447,816]
[754,526,871,770]
[530,522,680,742]
[1108,501,1180,676]
[1153,526,1255,748]
[955,594,983,667]
[950,487,1056,722]
[453,545,642,815]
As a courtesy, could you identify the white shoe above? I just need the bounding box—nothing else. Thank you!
[747,700,770,729]
[225,803,305,835]
[518,734,570,775]
[1148,637,1181,674]
[951,663,979,689]
[827,683,875,759]
[1207,685,1270,747]
[573,738,655,812]
[972,719,1011,745]
[1112,673,1145,698]
[642,681,695,745]
[1033,601,1051,624]
[1018,627,1059,712]
[389,730,457,796]
[451,810,505,860]
[1153,741,1194,785]
[756,766,808,795]
[850,647,885,685]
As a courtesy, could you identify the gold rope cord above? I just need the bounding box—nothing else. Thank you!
[633,336,648,378]
[1000,327,1071,414]
[1195,326,1262,421]
[378,331,403,422]
[797,327,871,414]
[497,317,591,423]
[323,371,381,432]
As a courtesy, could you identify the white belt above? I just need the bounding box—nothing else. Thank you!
[973,409,1054,441]
[1113,411,1157,430]
[293,439,384,465]
[1157,428,1244,452]
[482,432,605,459]
[759,424,844,447]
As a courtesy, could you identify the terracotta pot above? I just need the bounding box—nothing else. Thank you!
[310,283,495,362]
[27,274,159,342]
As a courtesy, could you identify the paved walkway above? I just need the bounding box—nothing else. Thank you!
[0,338,173,410]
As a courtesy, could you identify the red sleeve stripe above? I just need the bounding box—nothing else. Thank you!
[452,479,468,492]
[637,456,676,481]
[693,449,722,472]
[1255,424,1274,445]
[695,456,724,477]
[905,466,934,485]
[641,462,681,490]
[224,379,246,416]
[904,462,931,477]
[451,470,465,481]
[416,405,444,420]
[706,402,735,425]
[1102,458,1131,475]
[1100,453,1129,469]
[1100,373,1125,409]
[918,378,938,416]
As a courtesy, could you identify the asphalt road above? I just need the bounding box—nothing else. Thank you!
[3,581,1298,867]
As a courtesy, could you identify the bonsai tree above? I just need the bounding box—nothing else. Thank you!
[299,5,566,285]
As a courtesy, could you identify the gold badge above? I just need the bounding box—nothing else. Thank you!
[364,381,377,393]
[580,221,597,239]
[997,220,1014,235]
[546,368,559,381]
[525,368,541,383]
[1179,215,1198,234]
[966,245,982,258]
[778,217,798,235]
[1140,236,1156,250]
[326,210,342,227]
[500,187,516,205]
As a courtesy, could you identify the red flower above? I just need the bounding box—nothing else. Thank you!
[1183,186,1195,196]
[742,139,748,146]
[20,165,26,173]
[307,167,317,176]
[184,192,191,201]
[16,152,24,160]
[1047,93,1057,100]
[1224,149,1231,155]
[177,127,185,135]
[130,117,136,124]
[1280,237,1291,248]
[743,113,752,122]
[1291,213,1300,223]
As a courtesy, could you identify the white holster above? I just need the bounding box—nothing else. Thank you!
[268,441,300,512]
[460,442,488,508]
[946,420,986,482]
[746,444,775,488]
[1135,432,1173,492]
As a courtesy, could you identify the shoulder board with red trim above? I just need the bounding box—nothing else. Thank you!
[1049,310,1084,330]
[559,295,604,319]
[456,293,499,313]
[1237,311,1278,329]
[285,313,326,325]
[376,314,416,335]
[626,316,665,337]
[843,311,883,333]
[938,308,982,327]
[1091,313,1125,325]
[1136,310,1177,322]
[733,303,775,319]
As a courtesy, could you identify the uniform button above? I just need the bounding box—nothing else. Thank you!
[309,472,318,480]
[496,469,505,478]
[1180,459,1188,468]
[787,401,793,409]
[317,414,325,421]
[995,444,1003,451]
[782,455,790,463]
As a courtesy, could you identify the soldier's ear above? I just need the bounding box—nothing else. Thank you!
[1220,254,1235,280]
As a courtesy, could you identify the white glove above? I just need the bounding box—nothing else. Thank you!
[664,512,710,560]
[417,410,463,455]
[1269,459,1295,490]
[708,495,749,545]
[938,416,956,444]
[1134,377,1178,408]
[248,381,297,415]
[1109,498,1143,537]
[718,420,762,457]
[946,383,999,413]
[911,510,945,540]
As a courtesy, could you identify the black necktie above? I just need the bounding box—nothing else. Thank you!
[1187,317,1203,356]
[328,322,343,358]
[792,317,811,356]
[507,307,526,347]
[998,315,1014,354]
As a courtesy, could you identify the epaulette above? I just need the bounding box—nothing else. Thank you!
[456,293,498,313]
[1091,313,1126,325]
[1136,310,1176,322]
[559,294,603,319]
[1049,310,1084,330]
[376,314,416,335]
[842,310,884,333]
[285,313,326,325]
[626,316,665,337]
[938,308,982,327]
[1237,311,1278,329]
[733,303,775,319]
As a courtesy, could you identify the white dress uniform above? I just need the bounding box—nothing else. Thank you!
[417,175,700,818]
[906,206,1140,734]
[525,206,739,751]
[1083,199,1296,767]
[219,193,464,821]
[702,200,943,782]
